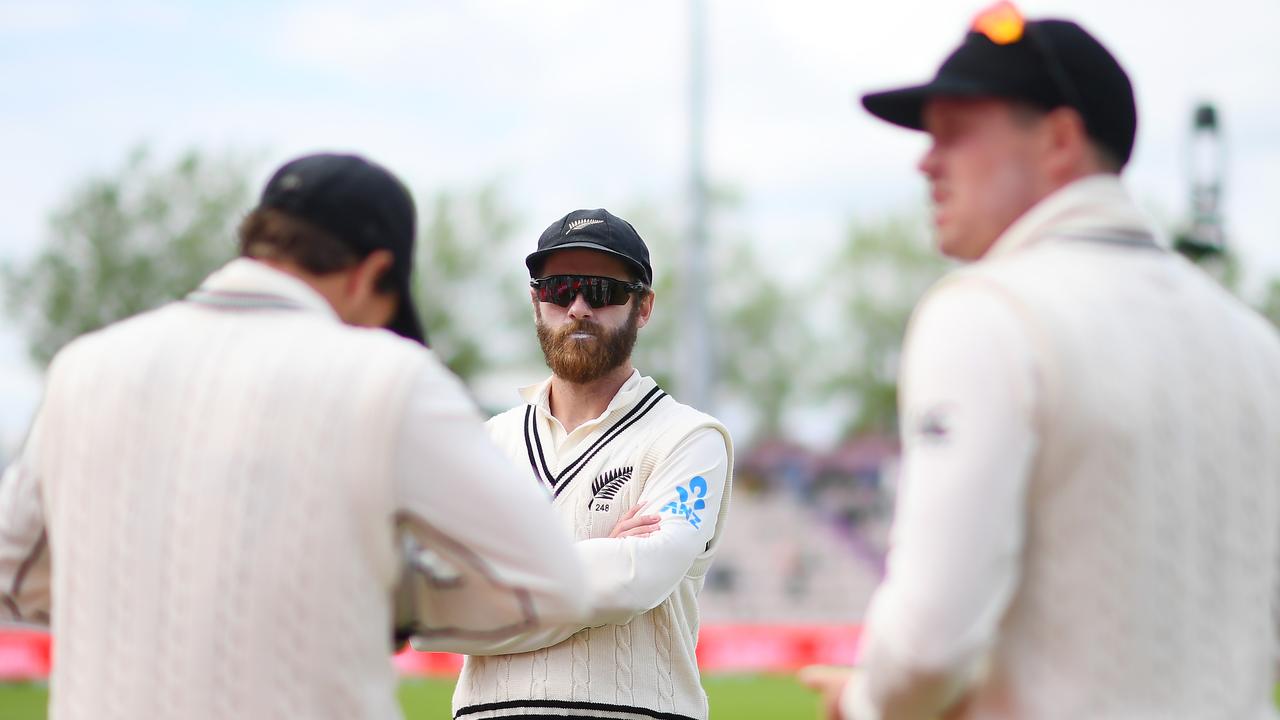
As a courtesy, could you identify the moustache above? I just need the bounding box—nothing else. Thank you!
[555,320,605,340]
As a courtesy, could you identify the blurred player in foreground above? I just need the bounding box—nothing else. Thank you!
[413,208,733,720]
[0,153,587,720]
[803,3,1280,718]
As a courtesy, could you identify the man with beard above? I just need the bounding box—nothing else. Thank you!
[413,208,733,720]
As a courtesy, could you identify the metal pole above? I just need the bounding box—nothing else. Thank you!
[1174,101,1227,263]
[683,0,713,411]
[1188,103,1225,251]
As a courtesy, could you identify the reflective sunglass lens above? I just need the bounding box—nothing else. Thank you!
[533,275,638,308]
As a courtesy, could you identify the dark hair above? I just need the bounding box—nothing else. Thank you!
[238,208,397,293]
[1008,102,1122,173]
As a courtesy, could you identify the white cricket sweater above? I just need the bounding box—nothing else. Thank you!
[0,259,588,720]
[448,372,733,720]
[845,176,1280,719]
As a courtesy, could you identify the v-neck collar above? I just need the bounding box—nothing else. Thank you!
[519,372,667,499]
[519,370,644,424]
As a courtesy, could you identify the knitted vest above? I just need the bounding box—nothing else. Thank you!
[456,379,732,720]
[33,297,426,720]
[936,235,1280,718]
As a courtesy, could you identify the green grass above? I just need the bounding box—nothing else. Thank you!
[0,682,46,719]
[706,674,820,718]
[0,675,819,719]
[396,679,453,717]
[397,675,818,718]
[4,678,1280,718]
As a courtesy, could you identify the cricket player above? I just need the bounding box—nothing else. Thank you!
[0,153,588,720]
[802,3,1280,718]
[413,208,733,720]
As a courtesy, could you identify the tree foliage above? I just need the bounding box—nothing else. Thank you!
[1,148,530,384]
[413,183,528,382]
[822,217,948,437]
[623,195,825,443]
[2,147,251,366]
[713,241,817,440]
[611,202,682,393]
[5,147,954,445]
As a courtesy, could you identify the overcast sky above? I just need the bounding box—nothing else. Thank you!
[2,0,1277,450]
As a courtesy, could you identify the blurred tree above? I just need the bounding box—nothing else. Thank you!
[2,146,951,448]
[624,192,816,443]
[615,202,681,393]
[413,183,528,382]
[1,146,528,382]
[2,147,251,366]
[713,241,815,440]
[822,216,948,437]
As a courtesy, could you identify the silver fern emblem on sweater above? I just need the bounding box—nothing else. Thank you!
[588,466,633,510]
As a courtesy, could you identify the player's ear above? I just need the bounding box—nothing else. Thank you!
[532,287,549,325]
[1041,106,1092,181]
[349,249,395,301]
[636,289,654,329]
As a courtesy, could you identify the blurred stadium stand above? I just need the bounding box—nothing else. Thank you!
[700,435,895,623]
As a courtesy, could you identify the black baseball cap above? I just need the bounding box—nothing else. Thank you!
[526,208,652,285]
[259,153,426,345]
[861,4,1137,168]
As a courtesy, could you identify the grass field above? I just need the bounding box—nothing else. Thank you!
[7,679,1276,718]
[0,674,820,719]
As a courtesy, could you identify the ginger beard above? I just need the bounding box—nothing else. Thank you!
[535,301,641,384]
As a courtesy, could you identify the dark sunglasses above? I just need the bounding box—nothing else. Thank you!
[530,275,647,308]
[972,1,1086,113]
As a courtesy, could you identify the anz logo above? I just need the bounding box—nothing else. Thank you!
[662,476,709,529]
[588,466,633,512]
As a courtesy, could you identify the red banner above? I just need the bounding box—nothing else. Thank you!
[0,624,862,680]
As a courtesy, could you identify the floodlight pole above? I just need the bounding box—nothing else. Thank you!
[1174,102,1227,263]
[682,0,714,412]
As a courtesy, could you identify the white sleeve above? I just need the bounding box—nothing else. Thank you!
[0,413,51,625]
[393,359,589,648]
[436,426,730,655]
[577,427,728,623]
[841,280,1039,720]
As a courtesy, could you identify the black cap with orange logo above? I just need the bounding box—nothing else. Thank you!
[861,2,1137,168]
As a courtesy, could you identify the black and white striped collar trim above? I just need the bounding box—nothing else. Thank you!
[524,385,668,499]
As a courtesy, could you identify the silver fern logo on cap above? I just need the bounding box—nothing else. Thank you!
[566,218,605,233]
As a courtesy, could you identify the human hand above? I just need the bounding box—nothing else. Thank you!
[608,504,661,539]
[798,664,855,720]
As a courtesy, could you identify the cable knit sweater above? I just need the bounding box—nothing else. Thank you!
[433,372,733,720]
[0,259,588,720]
[845,176,1280,719]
